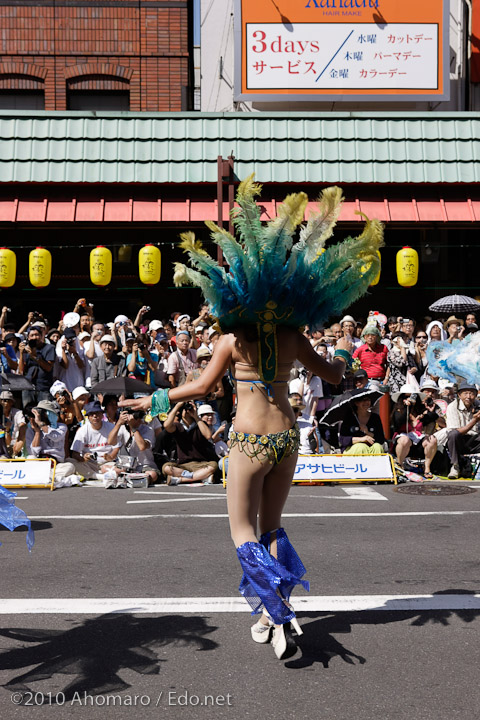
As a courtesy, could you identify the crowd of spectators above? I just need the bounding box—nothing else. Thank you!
[0,299,479,485]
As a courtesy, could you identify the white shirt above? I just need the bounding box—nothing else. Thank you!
[297,414,316,455]
[30,423,68,462]
[5,407,25,443]
[116,423,157,469]
[55,337,86,391]
[71,420,119,461]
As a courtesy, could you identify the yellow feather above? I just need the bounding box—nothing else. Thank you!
[277,192,309,228]
[205,221,236,244]
[178,231,209,256]
[237,173,262,201]
[173,262,191,287]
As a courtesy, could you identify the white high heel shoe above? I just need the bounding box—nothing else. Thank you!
[271,622,298,660]
[251,616,274,644]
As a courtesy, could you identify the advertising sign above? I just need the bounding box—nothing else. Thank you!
[0,459,54,489]
[234,0,449,102]
[292,453,396,483]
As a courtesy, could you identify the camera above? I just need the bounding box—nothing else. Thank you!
[90,451,98,461]
[410,393,418,405]
[32,311,42,321]
[425,397,435,408]
[145,306,151,312]
[27,339,38,349]
[473,399,480,411]
[137,343,146,351]
[67,337,76,346]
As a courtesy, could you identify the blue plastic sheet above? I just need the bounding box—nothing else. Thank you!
[0,483,34,551]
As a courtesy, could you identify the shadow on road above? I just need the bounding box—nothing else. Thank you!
[285,589,480,670]
[0,613,218,703]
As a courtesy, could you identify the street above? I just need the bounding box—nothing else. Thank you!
[1,482,480,720]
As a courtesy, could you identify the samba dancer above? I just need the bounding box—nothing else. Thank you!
[122,176,383,659]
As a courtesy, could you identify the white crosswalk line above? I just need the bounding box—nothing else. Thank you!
[0,594,479,614]
[341,486,388,501]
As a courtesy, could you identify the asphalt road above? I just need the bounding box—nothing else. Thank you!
[1,481,480,720]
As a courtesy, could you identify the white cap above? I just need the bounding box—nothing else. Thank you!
[63,312,80,328]
[100,334,116,344]
[78,331,91,340]
[72,386,89,400]
[50,381,67,397]
[176,314,190,327]
[420,379,439,391]
[340,315,355,326]
[149,320,163,331]
[207,326,218,338]
[114,314,129,325]
[197,404,215,416]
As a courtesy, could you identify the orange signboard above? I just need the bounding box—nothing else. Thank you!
[234,0,449,101]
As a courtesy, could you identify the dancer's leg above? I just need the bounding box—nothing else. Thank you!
[259,452,298,555]
[226,445,270,547]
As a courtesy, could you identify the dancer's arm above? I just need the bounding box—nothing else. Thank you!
[296,332,351,385]
[118,334,233,412]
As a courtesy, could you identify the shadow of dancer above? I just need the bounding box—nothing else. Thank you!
[0,613,218,703]
[284,589,480,670]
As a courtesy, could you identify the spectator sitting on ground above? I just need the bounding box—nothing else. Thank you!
[0,389,26,457]
[29,400,79,484]
[391,384,438,478]
[419,379,447,433]
[339,390,385,455]
[102,394,119,425]
[70,400,121,480]
[196,404,227,465]
[441,382,480,479]
[90,334,126,390]
[50,381,83,446]
[161,401,219,485]
[71,386,91,424]
[107,407,159,486]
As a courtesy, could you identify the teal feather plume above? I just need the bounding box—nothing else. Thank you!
[172,176,384,331]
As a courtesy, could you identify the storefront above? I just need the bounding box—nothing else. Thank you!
[1,110,479,324]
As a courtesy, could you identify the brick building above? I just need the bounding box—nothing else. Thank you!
[0,0,192,111]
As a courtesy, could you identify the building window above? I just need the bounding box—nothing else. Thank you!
[67,91,129,111]
[0,92,44,109]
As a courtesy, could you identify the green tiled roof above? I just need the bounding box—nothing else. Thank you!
[1,110,480,184]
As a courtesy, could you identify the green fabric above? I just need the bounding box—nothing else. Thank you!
[343,443,384,455]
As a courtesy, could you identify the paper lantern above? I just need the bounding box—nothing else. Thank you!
[396,246,418,287]
[90,246,112,287]
[29,247,52,288]
[139,244,161,286]
[0,248,16,288]
[360,250,381,286]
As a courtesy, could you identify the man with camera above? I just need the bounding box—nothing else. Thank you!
[161,401,219,485]
[90,334,126,389]
[18,324,56,406]
[444,382,480,479]
[107,407,159,485]
[70,400,120,480]
[56,327,86,392]
[126,336,158,387]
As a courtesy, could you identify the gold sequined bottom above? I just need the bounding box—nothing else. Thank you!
[228,423,300,465]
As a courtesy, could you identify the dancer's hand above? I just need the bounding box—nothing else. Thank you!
[119,396,151,412]
[335,336,353,354]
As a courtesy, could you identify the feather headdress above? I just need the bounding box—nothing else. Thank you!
[174,175,384,333]
[426,333,480,385]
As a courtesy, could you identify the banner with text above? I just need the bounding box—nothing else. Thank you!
[293,453,396,482]
[234,0,449,102]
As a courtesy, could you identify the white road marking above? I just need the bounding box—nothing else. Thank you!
[133,491,226,497]
[127,497,225,505]
[341,487,388,501]
[0,595,479,614]
[27,510,480,520]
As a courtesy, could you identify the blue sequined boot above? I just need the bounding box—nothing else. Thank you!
[259,527,309,604]
[236,541,308,625]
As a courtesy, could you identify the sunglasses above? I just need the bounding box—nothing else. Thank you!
[416,335,427,339]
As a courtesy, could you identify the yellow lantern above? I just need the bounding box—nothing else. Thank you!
[396,246,418,287]
[139,244,161,286]
[90,246,112,287]
[29,247,52,288]
[360,250,381,286]
[0,248,16,288]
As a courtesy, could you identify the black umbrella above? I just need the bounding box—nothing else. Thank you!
[319,388,383,425]
[429,294,480,314]
[0,374,34,391]
[91,376,152,396]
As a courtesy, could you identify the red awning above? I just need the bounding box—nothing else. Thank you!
[0,197,478,223]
